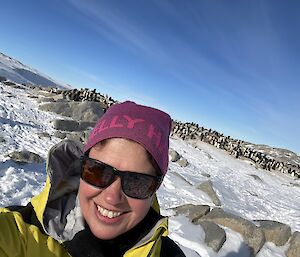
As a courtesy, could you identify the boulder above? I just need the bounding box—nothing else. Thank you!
[248,174,264,183]
[37,132,51,139]
[169,149,181,162]
[256,220,291,246]
[201,208,265,256]
[195,220,226,252]
[52,119,80,132]
[172,204,210,222]
[197,180,221,206]
[286,231,300,257]
[7,150,44,164]
[39,101,104,122]
[176,157,189,167]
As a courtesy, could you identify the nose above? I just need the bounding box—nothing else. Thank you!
[101,177,126,205]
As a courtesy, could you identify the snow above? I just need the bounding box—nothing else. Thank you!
[1,82,299,257]
[0,52,70,88]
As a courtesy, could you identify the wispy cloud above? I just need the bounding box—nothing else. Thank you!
[66,0,168,60]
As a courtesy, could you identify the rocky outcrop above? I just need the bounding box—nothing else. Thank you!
[172,203,300,256]
[200,208,265,256]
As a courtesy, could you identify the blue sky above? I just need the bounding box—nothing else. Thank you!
[1,0,300,154]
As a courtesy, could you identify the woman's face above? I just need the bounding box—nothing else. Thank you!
[78,138,157,240]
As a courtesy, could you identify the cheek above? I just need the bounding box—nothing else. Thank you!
[79,179,94,198]
[129,197,153,221]
[78,180,101,208]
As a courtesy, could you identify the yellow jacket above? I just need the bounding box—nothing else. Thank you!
[0,140,172,257]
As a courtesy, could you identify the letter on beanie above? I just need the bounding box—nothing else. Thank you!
[147,124,161,147]
[123,115,144,129]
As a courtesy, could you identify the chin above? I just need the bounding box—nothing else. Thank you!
[91,227,121,240]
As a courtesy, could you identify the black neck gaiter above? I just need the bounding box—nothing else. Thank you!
[63,208,162,257]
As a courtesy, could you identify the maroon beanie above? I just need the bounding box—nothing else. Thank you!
[84,101,172,175]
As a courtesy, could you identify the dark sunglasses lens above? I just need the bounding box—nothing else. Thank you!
[122,173,158,199]
[82,159,114,188]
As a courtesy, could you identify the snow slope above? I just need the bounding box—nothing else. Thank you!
[1,82,299,257]
[0,52,70,88]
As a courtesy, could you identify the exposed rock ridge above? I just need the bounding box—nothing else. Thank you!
[173,204,299,256]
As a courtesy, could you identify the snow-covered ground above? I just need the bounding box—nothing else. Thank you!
[1,82,299,257]
[0,52,70,88]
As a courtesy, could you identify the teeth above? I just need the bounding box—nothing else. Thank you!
[97,205,122,219]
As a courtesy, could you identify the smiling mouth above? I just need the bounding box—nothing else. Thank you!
[96,205,123,219]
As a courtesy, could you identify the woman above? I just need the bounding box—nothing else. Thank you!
[0,101,186,257]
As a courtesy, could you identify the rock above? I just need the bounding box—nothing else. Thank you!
[53,131,67,139]
[172,204,210,222]
[3,81,16,86]
[201,208,265,256]
[27,95,39,99]
[52,94,67,102]
[248,174,264,183]
[169,149,181,162]
[37,97,55,103]
[176,157,189,167]
[37,132,51,139]
[195,220,226,252]
[197,180,221,206]
[36,90,56,97]
[0,135,6,143]
[78,121,97,131]
[7,150,44,164]
[52,119,80,132]
[66,132,88,145]
[290,183,300,188]
[39,101,105,122]
[256,220,291,246]
[286,231,300,257]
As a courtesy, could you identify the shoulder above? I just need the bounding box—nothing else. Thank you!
[1,204,45,234]
[160,236,186,257]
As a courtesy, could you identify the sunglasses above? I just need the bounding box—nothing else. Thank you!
[80,156,163,199]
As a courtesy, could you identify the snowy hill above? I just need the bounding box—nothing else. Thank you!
[1,81,300,257]
[0,52,70,88]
